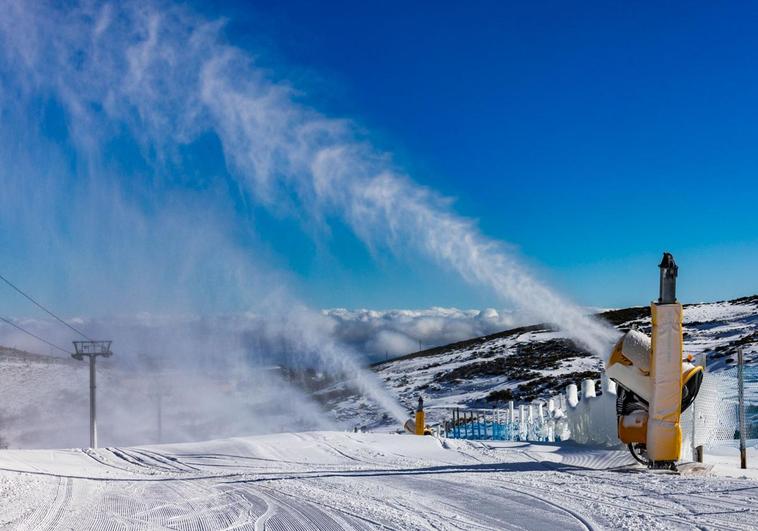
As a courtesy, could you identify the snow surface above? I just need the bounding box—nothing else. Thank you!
[1,431,757,530]
[2,297,758,529]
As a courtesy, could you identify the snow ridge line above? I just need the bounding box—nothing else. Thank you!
[494,479,596,531]
[496,462,756,531]
[256,483,393,530]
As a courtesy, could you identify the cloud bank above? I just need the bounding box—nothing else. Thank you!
[324,307,520,360]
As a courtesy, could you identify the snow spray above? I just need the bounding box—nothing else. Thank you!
[0,0,620,436]
[253,303,409,424]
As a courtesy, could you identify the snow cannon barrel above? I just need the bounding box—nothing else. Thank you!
[658,252,678,305]
[606,330,653,402]
[606,252,704,470]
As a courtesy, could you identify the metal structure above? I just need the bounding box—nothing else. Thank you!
[738,348,747,469]
[606,252,704,470]
[404,396,432,435]
[72,340,113,448]
[149,387,164,444]
[138,353,165,444]
[658,252,678,304]
[690,352,707,463]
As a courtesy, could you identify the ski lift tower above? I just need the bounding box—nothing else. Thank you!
[72,340,113,448]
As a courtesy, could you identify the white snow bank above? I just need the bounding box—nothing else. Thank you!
[1,431,757,530]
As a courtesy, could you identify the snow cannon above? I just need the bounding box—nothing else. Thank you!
[404,396,431,435]
[606,252,704,470]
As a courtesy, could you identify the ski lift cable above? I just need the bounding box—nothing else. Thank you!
[0,272,93,341]
[0,315,72,355]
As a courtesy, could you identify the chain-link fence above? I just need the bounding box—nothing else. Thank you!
[681,361,757,461]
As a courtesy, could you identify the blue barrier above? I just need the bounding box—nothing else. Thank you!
[443,407,555,441]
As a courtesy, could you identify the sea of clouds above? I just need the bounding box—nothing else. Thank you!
[324,307,519,361]
[0,307,520,366]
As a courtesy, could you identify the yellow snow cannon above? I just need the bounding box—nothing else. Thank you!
[403,396,431,435]
[605,253,703,470]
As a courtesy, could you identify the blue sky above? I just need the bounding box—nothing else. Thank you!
[1,0,757,318]
[214,0,758,308]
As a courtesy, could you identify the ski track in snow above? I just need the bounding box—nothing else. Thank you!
[1,432,757,530]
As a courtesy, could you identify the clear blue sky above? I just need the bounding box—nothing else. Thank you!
[2,1,758,315]
[240,1,758,305]
[213,0,758,308]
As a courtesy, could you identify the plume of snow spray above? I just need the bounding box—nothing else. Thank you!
[255,302,409,423]
[0,0,619,437]
[206,4,619,358]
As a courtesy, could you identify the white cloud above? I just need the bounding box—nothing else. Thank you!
[324,307,519,360]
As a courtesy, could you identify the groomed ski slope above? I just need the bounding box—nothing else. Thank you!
[1,432,757,530]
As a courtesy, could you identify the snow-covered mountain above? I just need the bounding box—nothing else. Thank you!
[1,299,757,530]
[321,295,758,428]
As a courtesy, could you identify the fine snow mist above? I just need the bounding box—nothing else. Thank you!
[0,347,336,449]
[0,307,415,448]
[0,1,621,447]
[0,1,411,440]
[3,0,617,357]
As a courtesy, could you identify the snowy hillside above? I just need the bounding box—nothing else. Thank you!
[1,295,756,446]
[1,300,758,530]
[323,295,758,429]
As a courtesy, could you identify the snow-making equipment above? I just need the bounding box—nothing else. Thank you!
[606,253,703,470]
[415,396,426,435]
[404,396,431,435]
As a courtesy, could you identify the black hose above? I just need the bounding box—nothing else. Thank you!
[628,443,649,466]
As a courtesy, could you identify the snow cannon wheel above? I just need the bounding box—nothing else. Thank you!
[628,443,650,466]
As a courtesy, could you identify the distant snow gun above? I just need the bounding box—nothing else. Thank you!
[404,396,432,435]
[605,253,704,470]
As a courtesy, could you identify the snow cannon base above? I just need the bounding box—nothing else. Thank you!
[403,419,432,435]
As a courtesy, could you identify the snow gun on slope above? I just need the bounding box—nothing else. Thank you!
[605,253,704,471]
[404,396,432,435]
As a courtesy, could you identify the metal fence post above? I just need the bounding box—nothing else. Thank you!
[738,348,747,469]
[693,389,704,462]
[90,354,97,449]
[693,352,705,463]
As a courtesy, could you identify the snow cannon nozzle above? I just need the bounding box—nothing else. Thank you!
[657,252,678,305]
[416,396,424,413]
